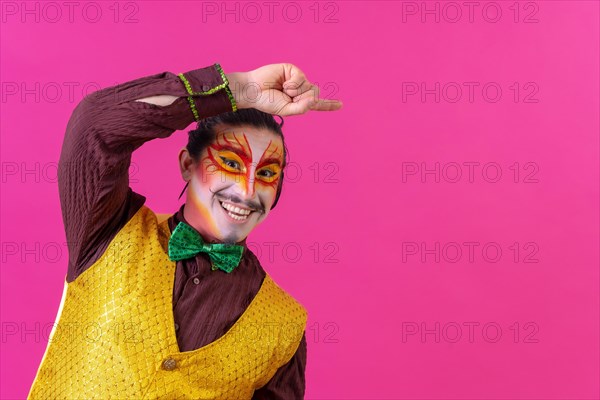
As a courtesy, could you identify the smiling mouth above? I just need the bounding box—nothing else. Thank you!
[218,200,255,222]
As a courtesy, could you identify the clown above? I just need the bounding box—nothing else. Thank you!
[179,114,287,245]
[27,63,342,399]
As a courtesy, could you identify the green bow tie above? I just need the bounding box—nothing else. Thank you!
[168,222,244,273]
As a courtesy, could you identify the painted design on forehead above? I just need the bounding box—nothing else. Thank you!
[210,131,253,164]
[259,140,283,167]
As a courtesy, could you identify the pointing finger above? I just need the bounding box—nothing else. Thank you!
[309,98,344,111]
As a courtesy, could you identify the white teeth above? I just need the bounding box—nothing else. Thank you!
[220,201,252,221]
[221,201,252,216]
[227,211,248,221]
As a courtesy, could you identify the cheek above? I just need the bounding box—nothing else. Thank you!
[256,181,278,205]
[197,160,223,186]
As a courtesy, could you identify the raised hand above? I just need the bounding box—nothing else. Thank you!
[226,63,343,116]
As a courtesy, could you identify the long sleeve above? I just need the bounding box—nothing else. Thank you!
[252,332,307,399]
[58,64,235,283]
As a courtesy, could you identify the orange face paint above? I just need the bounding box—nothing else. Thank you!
[204,131,283,193]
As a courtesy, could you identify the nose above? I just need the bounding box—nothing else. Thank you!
[237,174,256,200]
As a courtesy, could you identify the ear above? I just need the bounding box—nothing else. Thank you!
[178,147,195,182]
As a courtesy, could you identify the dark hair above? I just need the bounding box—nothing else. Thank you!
[181,108,288,210]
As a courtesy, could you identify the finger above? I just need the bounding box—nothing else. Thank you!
[278,97,315,116]
[282,65,314,98]
[309,98,344,111]
[292,84,320,103]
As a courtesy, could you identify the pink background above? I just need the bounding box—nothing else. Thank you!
[1,1,599,399]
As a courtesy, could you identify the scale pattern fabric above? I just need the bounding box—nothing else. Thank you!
[28,205,308,399]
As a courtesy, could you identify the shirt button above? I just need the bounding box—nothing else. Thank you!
[174,323,179,332]
[162,358,177,371]
[193,277,200,285]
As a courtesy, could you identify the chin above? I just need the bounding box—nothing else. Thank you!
[215,223,250,241]
[220,231,248,244]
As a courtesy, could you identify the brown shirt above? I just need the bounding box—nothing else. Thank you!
[57,64,306,399]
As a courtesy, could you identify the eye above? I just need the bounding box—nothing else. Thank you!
[258,169,275,177]
[256,164,281,183]
[215,151,246,173]
[221,157,240,170]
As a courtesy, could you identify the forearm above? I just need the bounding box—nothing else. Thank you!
[136,71,246,108]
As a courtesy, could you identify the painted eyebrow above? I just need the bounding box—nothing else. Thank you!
[214,145,251,161]
[257,157,283,168]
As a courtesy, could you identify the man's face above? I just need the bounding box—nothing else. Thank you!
[182,124,284,244]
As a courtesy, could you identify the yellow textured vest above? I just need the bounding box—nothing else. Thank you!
[28,205,308,399]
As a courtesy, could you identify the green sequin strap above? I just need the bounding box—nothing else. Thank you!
[185,96,200,122]
[215,63,237,112]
